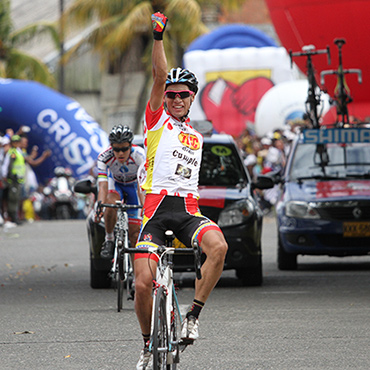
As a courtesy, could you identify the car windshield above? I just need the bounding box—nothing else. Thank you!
[289,143,370,180]
[199,143,247,186]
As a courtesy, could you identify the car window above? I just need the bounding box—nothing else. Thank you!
[199,143,247,186]
[289,143,370,179]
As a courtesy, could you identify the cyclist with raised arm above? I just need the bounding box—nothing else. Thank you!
[134,12,228,369]
[95,125,145,258]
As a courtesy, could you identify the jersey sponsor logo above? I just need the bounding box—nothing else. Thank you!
[172,150,199,166]
[143,233,153,242]
[175,164,192,179]
[99,147,114,163]
[178,132,201,150]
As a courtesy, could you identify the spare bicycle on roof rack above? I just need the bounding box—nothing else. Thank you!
[289,44,331,129]
[320,38,362,128]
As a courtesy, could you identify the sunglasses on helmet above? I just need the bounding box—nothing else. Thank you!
[164,90,194,99]
[112,146,131,153]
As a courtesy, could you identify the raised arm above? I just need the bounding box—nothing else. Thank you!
[149,12,169,112]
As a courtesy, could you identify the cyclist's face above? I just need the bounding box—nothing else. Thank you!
[112,143,131,163]
[164,84,195,120]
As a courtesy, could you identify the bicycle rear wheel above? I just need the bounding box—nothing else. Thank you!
[152,286,169,370]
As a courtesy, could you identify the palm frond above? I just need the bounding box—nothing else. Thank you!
[62,14,123,67]
[0,61,7,78]
[10,21,60,49]
[0,0,12,40]
[64,0,132,26]
[166,0,209,46]
[220,0,246,12]
[103,2,153,52]
[6,49,56,87]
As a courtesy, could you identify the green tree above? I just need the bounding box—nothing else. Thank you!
[63,0,202,70]
[63,0,245,71]
[0,0,57,87]
[62,0,244,126]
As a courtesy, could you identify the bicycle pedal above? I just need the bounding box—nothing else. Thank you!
[179,343,187,352]
[178,339,193,350]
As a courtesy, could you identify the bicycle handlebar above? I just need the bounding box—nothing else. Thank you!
[100,202,143,210]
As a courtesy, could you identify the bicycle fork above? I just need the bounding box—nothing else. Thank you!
[150,265,178,363]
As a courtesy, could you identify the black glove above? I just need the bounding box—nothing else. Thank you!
[151,12,168,40]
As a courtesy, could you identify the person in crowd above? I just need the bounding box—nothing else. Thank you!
[1,135,26,225]
[18,132,51,221]
[0,134,11,225]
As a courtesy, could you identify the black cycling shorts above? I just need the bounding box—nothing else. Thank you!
[135,193,220,261]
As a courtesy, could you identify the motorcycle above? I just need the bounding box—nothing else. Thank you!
[46,167,78,219]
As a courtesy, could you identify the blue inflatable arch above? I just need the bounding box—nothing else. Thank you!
[0,79,109,184]
[186,24,278,52]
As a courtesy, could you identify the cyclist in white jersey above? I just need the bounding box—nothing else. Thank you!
[135,12,228,370]
[95,125,145,259]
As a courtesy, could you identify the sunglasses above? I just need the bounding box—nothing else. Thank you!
[112,146,131,153]
[164,90,194,99]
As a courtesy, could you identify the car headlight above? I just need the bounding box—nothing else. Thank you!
[218,199,255,227]
[285,201,320,219]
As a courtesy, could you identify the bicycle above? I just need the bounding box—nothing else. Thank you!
[289,44,331,128]
[98,199,142,312]
[124,230,203,370]
[320,38,362,127]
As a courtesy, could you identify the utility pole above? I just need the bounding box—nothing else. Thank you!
[59,0,65,93]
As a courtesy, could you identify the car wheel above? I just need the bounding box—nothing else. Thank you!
[277,239,297,270]
[90,259,111,289]
[236,255,263,287]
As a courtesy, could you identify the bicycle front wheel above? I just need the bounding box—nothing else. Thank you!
[152,286,169,370]
[117,277,124,312]
[117,250,124,312]
[168,291,180,369]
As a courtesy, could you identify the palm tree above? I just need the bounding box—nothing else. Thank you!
[63,0,245,74]
[0,0,57,88]
[63,0,200,70]
[62,0,245,127]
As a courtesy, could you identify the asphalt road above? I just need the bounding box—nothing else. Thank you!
[1,217,370,370]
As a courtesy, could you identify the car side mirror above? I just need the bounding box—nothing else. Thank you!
[252,175,275,190]
[74,178,97,197]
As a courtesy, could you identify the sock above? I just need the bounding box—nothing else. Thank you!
[142,333,150,346]
[186,299,204,319]
[105,232,114,242]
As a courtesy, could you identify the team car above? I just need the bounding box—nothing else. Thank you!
[74,132,274,288]
[275,126,370,270]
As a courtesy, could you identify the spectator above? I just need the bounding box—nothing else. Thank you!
[1,135,26,225]
[0,135,11,226]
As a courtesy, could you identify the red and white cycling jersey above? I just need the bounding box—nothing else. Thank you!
[138,102,203,198]
[97,145,145,185]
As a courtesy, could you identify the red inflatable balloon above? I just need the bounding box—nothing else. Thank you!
[266,0,370,120]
